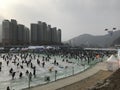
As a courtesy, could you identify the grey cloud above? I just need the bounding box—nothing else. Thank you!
[1,0,120,41]
[53,0,120,35]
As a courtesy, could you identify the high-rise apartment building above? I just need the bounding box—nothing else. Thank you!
[11,19,18,45]
[57,29,61,44]
[38,21,43,44]
[2,19,29,46]
[17,24,24,45]
[31,23,38,45]
[1,19,61,46]
[42,22,47,43]
[2,20,11,45]
[24,27,29,44]
[31,21,62,45]
[47,25,51,43]
[0,24,2,45]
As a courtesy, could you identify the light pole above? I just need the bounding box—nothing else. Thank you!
[105,28,116,36]
[28,72,32,89]
[55,70,57,81]
[72,66,74,75]
[104,27,119,47]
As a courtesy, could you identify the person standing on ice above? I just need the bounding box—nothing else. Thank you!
[26,70,29,76]
[9,68,13,74]
[42,56,45,61]
[19,72,23,78]
[12,72,16,79]
[6,61,9,66]
[17,63,19,67]
[6,86,10,90]
[0,62,2,71]
[31,63,33,68]
[54,59,56,65]
[29,72,32,81]
[37,59,40,65]
[20,65,24,69]
[42,62,45,68]
[33,66,36,77]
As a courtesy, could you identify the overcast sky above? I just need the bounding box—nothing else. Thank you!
[0,0,120,41]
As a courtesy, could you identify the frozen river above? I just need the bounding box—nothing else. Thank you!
[0,53,103,90]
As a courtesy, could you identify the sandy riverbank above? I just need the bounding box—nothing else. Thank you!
[57,70,112,90]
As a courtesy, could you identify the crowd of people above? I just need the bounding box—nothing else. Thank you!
[0,48,116,90]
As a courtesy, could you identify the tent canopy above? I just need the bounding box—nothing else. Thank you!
[107,55,118,63]
[21,48,28,51]
[118,49,120,60]
[46,46,54,49]
[10,48,15,51]
[106,55,119,71]
[28,46,45,50]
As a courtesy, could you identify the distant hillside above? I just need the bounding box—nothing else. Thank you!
[112,36,120,45]
[68,30,120,48]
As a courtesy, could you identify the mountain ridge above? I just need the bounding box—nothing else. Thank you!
[68,30,120,48]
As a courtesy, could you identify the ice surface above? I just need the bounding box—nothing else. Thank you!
[0,53,101,90]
